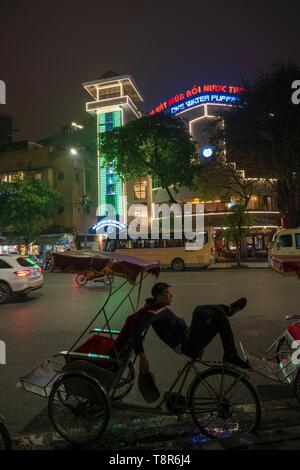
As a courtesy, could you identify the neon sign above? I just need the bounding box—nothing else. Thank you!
[149,83,243,116]
[91,218,127,234]
[0,80,5,105]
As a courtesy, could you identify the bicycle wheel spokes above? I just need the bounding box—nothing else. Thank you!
[48,375,110,445]
[189,368,261,439]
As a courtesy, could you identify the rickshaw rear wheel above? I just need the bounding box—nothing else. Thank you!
[48,373,110,446]
[189,367,261,439]
[75,273,88,286]
[294,368,300,405]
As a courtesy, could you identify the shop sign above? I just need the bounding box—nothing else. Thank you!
[149,83,243,115]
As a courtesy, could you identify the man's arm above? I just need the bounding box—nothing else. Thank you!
[131,311,155,374]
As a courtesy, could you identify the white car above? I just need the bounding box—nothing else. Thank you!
[0,254,44,304]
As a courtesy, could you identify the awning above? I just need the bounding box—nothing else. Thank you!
[34,236,70,245]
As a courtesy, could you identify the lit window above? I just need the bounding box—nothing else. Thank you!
[134,180,147,199]
[9,172,23,182]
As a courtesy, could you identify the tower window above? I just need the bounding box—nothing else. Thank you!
[134,180,147,199]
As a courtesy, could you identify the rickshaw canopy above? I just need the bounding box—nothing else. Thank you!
[52,250,160,283]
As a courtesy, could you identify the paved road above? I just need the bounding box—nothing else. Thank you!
[0,268,300,440]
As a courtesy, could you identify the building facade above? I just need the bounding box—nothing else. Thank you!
[83,73,143,228]
[81,75,280,256]
[0,137,98,249]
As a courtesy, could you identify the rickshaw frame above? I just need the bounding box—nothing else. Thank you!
[21,252,262,445]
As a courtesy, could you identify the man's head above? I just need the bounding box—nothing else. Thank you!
[151,282,172,306]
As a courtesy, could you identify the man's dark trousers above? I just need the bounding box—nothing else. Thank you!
[181,305,238,360]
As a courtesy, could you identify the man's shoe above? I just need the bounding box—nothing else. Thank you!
[223,355,250,369]
[227,297,247,317]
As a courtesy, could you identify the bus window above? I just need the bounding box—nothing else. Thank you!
[166,239,184,248]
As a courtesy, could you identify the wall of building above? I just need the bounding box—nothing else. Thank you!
[0,143,98,235]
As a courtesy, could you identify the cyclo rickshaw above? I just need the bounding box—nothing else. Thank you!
[50,251,114,286]
[239,254,300,406]
[20,251,264,446]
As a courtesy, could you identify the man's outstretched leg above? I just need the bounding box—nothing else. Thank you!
[182,300,250,369]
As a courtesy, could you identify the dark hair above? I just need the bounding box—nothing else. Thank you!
[151,282,171,299]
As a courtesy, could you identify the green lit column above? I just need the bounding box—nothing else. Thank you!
[98,110,123,219]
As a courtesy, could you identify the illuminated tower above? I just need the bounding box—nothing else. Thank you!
[83,72,143,223]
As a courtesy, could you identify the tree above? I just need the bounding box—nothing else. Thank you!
[217,62,300,227]
[222,204,254,267]
[193,155,267,208]
[99,113,197,203]
[0,178,62,251]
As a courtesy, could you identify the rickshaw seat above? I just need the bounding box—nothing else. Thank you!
[288,324,300,341]
[73,308,147,364]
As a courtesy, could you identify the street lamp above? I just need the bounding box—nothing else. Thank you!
[70,148,89,249]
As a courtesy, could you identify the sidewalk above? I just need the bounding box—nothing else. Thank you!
[180,425,300,450]
[208,262,268,269]
[11,397,300,450]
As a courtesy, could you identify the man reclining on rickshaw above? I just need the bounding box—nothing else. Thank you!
[132,282,250,377]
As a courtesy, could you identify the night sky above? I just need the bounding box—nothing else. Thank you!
[1,0,300,141]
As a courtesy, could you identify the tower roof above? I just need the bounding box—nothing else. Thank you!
[82,74,143,103]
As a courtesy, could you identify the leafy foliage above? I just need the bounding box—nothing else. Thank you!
[0,178,62,247]
[100,113,197,203]
[222,204,254,267]
[216,62,300,226]
[194,155,273,207]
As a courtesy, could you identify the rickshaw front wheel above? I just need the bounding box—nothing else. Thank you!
[48,373,110,446]
[189,367,261,439]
